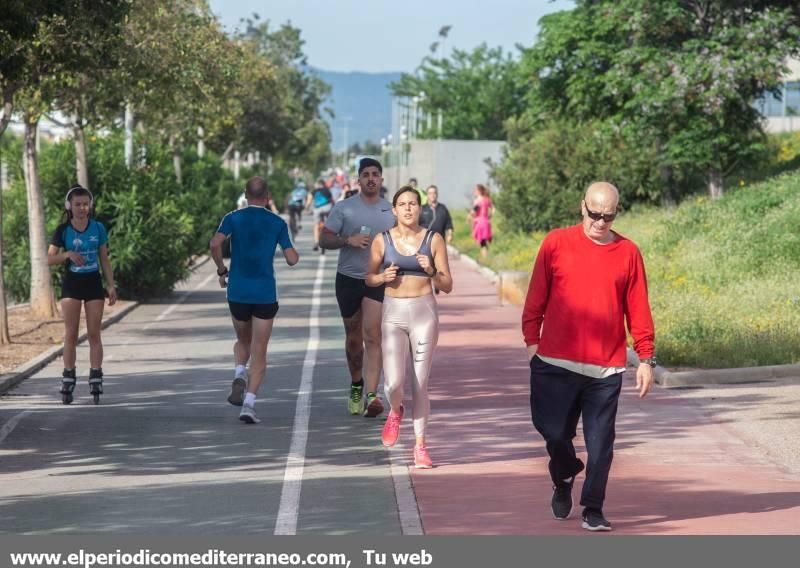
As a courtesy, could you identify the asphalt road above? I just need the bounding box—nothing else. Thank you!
[0,225,409,535]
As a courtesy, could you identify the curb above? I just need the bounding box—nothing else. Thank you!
[0,301,139,395]
[659,362,799,387]
[0,255,212,396]
[450,244,800,387]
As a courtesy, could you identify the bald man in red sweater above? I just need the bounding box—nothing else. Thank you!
[522,182,655,532]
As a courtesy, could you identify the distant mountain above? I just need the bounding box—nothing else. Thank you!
[314,69,402,151]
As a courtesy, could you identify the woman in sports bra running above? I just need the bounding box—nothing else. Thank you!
[365,185,453,468]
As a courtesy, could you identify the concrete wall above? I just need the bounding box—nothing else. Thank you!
[383,139,505,208]
[764,116,800,133]
[786,58,800,81]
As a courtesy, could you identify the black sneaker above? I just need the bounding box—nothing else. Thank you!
[581,508,612,531]
[551,477,575,520]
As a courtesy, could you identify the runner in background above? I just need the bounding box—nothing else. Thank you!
[287,181,308,239]
[306,179,334,252]
[320,158,396,417]
[210,176,299,424]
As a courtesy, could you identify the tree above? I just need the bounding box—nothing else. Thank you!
[121,0,242,185]
[391,44,527,140]
[521,0,800,198]
[0,0,47,341]
[14,1,130,319]
[349,140,381,156]
[219,20,332,171]
[46,2,130,188]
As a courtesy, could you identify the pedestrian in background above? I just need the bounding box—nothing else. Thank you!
[467,184,493,260]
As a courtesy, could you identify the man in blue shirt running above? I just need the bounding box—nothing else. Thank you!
[210,176,299,424]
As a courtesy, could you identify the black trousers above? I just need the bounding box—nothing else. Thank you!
[529,356,622,510]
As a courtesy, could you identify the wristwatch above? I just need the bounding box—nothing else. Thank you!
[217,266,229,276]
[640,356,657,368]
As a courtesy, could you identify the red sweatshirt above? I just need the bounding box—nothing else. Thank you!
[522,224,655,367]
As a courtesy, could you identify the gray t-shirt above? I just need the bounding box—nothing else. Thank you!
[325,194,396,279]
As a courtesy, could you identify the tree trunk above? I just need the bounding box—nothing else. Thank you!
[660,164,677,206]
[221,142,234,164]
[655,139,677,206]
[170,134,182,185]
[74,124,89,188]
[708,168,724,199]
[234,149,240,180]
[1,158,7,191]
[0,90,12,138]
[0,157,11,344]
[197,126,205,158]
[124,102,134,169]
[24,113,57,319]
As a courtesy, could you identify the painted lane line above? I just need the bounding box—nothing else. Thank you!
[112,270,218,356]
[274,254,326,535]
[151,271,218,325]
[390,442,424,535]
[0,411,31,445]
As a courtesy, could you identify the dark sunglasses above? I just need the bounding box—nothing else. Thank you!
[583,201,617,223]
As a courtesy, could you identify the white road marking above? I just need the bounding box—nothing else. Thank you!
[151,272,217,325]
[389,442,425,535]
[0,411,31,445]
[274,254,326,535]
[108,270,218,359]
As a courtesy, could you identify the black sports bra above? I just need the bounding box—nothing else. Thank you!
[381,230,435,277]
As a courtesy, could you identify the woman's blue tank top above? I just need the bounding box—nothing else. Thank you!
[381,229,435,277]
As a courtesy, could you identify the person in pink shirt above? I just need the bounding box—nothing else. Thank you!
[467,184,493,260]
[521,182,656,532]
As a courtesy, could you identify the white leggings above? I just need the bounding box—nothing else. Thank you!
[381,294,439,438]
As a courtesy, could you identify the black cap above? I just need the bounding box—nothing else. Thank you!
[358,157,382,175]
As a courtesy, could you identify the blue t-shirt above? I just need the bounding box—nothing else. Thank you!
[312,188,333,208]
[50,220,108,274]
[217,206,294,304]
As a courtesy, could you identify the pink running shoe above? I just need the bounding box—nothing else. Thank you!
[381,406,404,447]
[414,445,433,469]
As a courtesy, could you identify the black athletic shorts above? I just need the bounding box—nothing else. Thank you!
[228,301,279,322]
[335,272,384,319]
[61,271,105,302]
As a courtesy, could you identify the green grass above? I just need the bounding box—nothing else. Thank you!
[451,175,800,369]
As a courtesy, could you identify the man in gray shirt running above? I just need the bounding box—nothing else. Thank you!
[321,158,396,417]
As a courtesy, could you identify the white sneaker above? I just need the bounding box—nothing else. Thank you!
[239,403,261,424]
[227,375,247,406]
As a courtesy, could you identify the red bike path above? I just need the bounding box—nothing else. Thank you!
[403,255,800,535]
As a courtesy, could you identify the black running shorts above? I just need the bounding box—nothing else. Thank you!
[335,272,384,319]
[61,271,105,302]
[228,301,279,322]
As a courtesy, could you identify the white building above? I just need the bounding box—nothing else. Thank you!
[757,58,800,133]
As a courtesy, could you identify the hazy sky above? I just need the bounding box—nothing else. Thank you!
[207,0,574,73]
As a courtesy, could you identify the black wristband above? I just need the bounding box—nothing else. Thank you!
[217,266,228,276]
